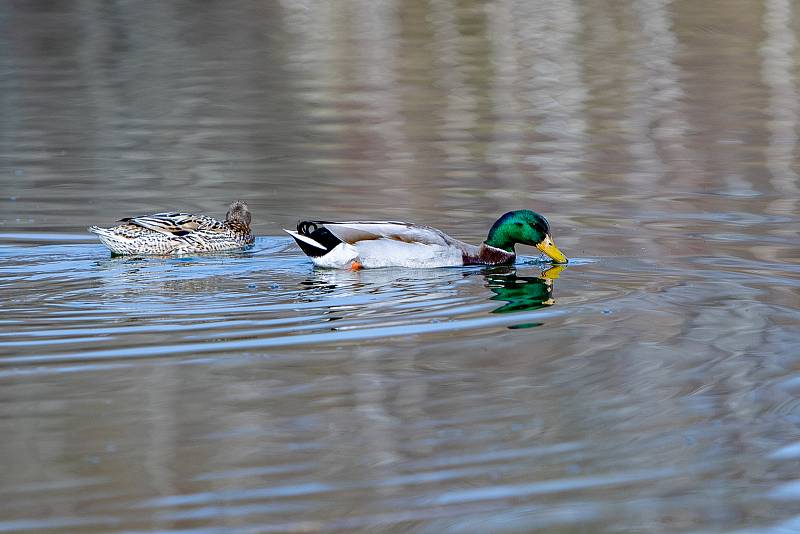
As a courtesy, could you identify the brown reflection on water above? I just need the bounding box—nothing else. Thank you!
[762,0,800,213]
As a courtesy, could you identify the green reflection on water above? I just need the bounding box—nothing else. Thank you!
[483,265,565,328]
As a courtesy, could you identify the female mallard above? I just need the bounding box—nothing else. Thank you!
[89,200,254,255]
[285,210,567,269]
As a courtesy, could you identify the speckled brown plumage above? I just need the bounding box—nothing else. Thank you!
[89,200,254,255]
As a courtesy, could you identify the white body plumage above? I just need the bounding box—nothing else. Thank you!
[285,221,490,269]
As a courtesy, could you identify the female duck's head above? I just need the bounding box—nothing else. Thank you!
[484,210,568,263]
[226,200,252,227]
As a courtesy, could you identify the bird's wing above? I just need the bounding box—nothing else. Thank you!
[321,221,456,247]
[119,212,222,236]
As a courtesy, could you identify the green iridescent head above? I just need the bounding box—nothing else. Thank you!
[484,210,568,263]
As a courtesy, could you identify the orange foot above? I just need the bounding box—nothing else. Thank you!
[349,261,363,271]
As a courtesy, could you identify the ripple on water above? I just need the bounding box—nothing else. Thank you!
[1,228,799,533]
[0,237,584,367]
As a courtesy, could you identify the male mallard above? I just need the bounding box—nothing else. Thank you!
[89,200,254,255]
[285,210,567,269]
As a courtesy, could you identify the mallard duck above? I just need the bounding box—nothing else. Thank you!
[285,210,567,269]
[89,200,254,255]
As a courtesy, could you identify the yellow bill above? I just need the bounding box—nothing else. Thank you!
[536,234,568,264]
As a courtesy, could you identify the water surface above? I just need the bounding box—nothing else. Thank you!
[1,1,799,532]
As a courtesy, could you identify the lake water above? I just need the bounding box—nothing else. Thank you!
[1,1,799,532]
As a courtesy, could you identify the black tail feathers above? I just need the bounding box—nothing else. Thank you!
[293,220,342,257]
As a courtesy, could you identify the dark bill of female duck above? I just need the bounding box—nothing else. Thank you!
[285,209,568,270]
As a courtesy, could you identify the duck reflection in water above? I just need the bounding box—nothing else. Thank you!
[483,265,565,328]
